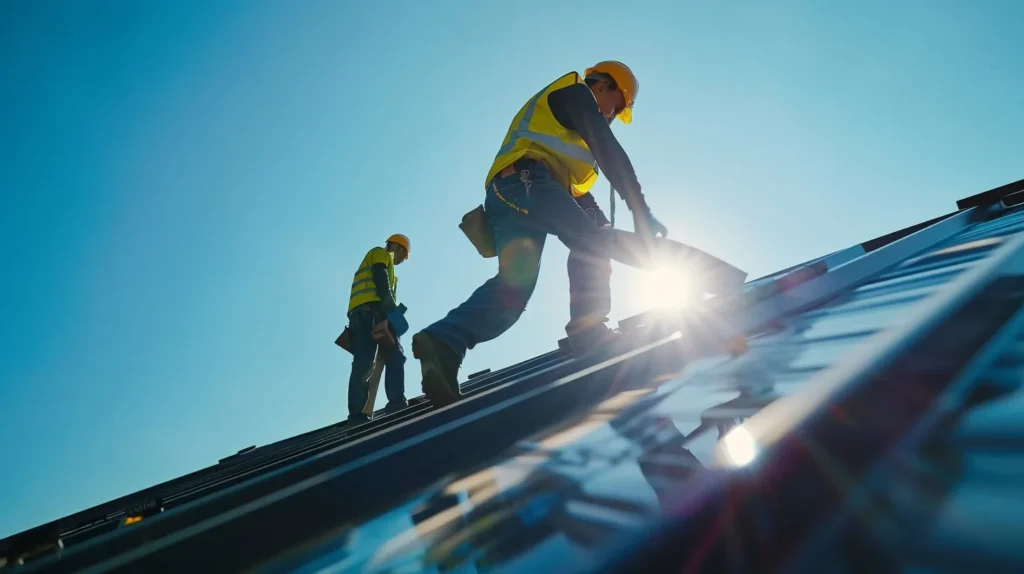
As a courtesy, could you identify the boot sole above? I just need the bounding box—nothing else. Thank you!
[412,334,460,408]
[569,330,638,360]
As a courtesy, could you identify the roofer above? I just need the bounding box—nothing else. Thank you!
[411,60,669,407]
[344,234,411,424]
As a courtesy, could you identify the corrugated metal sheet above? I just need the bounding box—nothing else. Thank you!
[263,206,1024,574]
[8,180,1024,573]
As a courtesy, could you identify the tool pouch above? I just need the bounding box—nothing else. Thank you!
[334,326,353,354]
[459,205,497,258]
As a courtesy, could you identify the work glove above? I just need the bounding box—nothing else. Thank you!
[648,213,669,238]
[632,208,669,244]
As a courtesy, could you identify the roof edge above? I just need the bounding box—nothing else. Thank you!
[956,177,1024,210]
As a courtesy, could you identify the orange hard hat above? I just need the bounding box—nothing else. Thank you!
[386,233,410,256]
[584,60,638,124]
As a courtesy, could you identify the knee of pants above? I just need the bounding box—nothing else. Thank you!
[496,274,537,321]
[568,250,612,279]
[561,224,612,257]
[349,348,375,378]
[496,251,540,310]
[348,368,371,390]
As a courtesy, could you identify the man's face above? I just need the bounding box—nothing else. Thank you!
[592,80,627,124]
[393,246,408,265]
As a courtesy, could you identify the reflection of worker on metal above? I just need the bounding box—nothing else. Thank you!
[413,61,671,407]
[344,234,411,425]
[391,416,705,571]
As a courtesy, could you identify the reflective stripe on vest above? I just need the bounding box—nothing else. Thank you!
[493,88,596,166]
[485,72,599,198]
[348,247,397,312]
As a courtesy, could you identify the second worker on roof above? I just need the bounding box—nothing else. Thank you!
[345,234,411,424]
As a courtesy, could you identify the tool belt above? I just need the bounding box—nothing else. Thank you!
[335,302,408,353]
[460,205,496,258]
[460,160,543,258]
[334,327,353,353]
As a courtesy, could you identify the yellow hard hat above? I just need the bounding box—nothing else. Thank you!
[386,233,410,256]
[584,60,638,124]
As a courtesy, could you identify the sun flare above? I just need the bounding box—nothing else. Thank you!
[630,263,702,311]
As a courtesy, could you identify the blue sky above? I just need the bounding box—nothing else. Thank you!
[1,0,1021,538]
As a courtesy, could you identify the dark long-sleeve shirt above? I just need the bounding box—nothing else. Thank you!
[371,263,396,315]
[547,82,649,216]
[573,191,611,226]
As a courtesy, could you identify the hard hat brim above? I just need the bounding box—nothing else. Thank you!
[585,61,637,125]
[386,234,411,257]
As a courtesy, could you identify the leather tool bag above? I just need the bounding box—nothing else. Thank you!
[459,205,497,258]
[334,326,353,353]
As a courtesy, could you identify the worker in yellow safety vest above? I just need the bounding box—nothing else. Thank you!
[411,61,669,407]
[345,234,410,424]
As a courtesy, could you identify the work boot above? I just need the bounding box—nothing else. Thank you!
[566,324,624,358]
[411,332,462,408]
[345,414,370,427]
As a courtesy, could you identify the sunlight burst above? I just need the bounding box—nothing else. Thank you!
[631,263,702,311]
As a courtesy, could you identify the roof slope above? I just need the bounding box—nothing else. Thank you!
[4,177,1024,572]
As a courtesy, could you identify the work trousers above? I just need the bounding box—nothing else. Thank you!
[424,160,644,361]
[346,305,407,423]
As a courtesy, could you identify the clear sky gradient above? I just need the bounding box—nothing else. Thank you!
[2,0,1022,538]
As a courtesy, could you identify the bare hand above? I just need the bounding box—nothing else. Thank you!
[372,320,396,346]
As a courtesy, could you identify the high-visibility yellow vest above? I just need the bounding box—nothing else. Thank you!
[485,72,598,198]
[348,247,398,312]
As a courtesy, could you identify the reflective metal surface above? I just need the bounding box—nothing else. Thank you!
[259,210,1024,574]
[14,201,1024,573]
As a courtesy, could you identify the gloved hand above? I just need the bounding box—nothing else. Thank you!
[387,303,410,337]
[632,208,669,243]
[648,213,669,238]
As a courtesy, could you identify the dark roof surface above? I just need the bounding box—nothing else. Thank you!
[4,177,1024,572]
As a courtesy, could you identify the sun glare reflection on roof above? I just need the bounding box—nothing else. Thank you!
[721,425,758,467]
